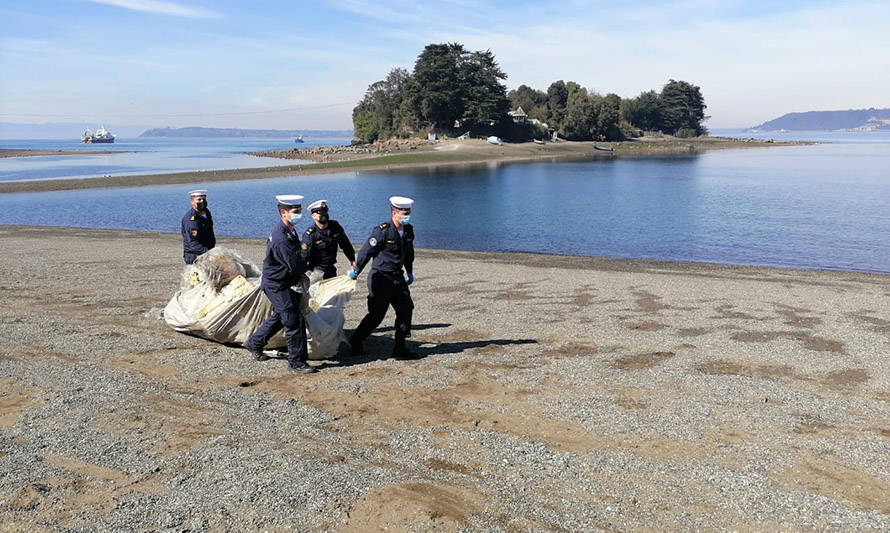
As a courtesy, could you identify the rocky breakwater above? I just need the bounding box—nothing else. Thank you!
[248,138,435,163]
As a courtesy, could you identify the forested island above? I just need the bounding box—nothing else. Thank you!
[751,108,890,131]
[353,43,708,143]
[139,127,353,138]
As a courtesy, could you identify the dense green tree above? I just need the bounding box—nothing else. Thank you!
[546,80,568,129]
[352,68,411,142]
[552,86,623,141]
[660,79,707,135]
[620,90,663,132]
[595,93,623,141]
[396,76,424,134]
[412,43,466,129]
[566,81,587,107]
[352,112,380,143]
[353,43,511,140]
[508,84,548,121]
[460,50,510,127]
[352,42,707,142]
[561,82,594,140]
[562,97,596,140]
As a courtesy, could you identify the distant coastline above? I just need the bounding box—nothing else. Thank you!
[139,126,353,138]
[750,108,890,132]
[0,136,806,194]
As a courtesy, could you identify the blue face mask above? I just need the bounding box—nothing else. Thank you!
[400,214,411,224]
[289,212,302,223]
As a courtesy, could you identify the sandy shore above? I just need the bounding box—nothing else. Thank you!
[250,135,801,163]
[0,137,805,194]
[0,148,129,158]
[1,226,888,530]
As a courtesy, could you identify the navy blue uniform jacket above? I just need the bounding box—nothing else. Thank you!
[300,220,356,270]
[181,208,215,257]
[262,220,307,290]
[355,222,414,276]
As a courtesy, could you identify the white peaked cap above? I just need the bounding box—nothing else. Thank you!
[308,199,328,212]
[188,189,208,197]
[389,196,414,209]
[275,194,304,206]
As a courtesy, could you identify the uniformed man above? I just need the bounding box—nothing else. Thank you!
[243,195,316,374]
[181,189,215,264]
[347,196,417,359]
[300,200,356,280]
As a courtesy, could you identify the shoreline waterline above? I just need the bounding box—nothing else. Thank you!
[0,137,805,193]
[0,148,135,158]
[3,225,886,277]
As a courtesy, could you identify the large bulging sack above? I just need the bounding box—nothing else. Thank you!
[164,247,355,359]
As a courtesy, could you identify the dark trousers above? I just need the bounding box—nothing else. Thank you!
[246,286,308,362]
[352,270,413,344]
[184,248,211,265]
[319,266,337,279]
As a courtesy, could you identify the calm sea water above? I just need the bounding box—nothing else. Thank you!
[0,137,351,182]
[1,131,888,273]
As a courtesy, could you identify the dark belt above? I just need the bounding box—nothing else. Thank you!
[372,269,403,279]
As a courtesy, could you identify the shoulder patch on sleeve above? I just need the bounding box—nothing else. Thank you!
[369,237,378,246]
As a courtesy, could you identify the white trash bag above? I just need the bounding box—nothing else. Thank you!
[164,247,355,359]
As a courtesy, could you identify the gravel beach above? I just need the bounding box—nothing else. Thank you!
[1,226,888,531]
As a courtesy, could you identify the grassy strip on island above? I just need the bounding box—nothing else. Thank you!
[0,136,806,194]
[0,148,132,158]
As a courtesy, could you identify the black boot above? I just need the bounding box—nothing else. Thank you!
[392,338,419,360]
[243,342,269,361]
[288,359,317,374]
[349,335,364,357]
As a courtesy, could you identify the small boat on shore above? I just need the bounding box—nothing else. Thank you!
[594,144,614,152]
[294,136,304,143]
[486,136,502,145]
[533,139,545,145]
[82,126,115,144]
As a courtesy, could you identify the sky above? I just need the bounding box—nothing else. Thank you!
[1,0,888,131]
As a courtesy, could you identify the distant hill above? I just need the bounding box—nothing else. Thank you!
[0,122,151,139]
[750,108,890,131]
[140,127,353,138]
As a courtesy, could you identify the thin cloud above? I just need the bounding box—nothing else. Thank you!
[328,0,426,24]
[83,0,219,18]
[3,1,885,129]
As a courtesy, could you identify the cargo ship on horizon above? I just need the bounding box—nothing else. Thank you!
[82,126,115,143]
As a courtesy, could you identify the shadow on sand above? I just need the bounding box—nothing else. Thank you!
[313,323,538,369]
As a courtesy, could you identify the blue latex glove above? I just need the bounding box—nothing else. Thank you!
[348,268,358,280]
[406,272,414,285]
